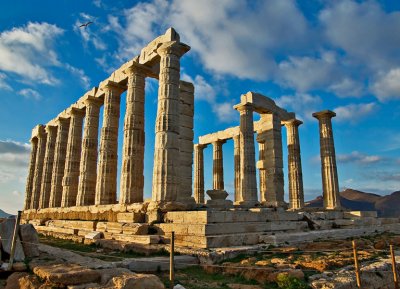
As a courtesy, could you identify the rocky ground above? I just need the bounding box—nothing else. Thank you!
[1,219,400,289]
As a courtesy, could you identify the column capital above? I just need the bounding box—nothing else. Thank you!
[283,119,303,128]
[55,117,70,126]
[312,110,336,120]
[256,131,268,143]
[45,125,57,134]
[194,143,208,150]
[234,103,254,113]
[157,41,190,58]
[212,139,227,146]
[123,61,153,77]
[69,107,85,117]
[101,80,126,94]
[36,125,46,138]
[83,95,103,107]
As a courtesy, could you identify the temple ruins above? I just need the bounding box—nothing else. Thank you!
[22,28,400,250]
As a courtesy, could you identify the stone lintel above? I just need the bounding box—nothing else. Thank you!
[283,119,303,127]
[239,91,295,121]
[312,110,336,119]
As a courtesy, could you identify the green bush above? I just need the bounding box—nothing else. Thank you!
[276,274,309,289]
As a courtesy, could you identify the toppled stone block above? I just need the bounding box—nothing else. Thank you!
[122,223,149,235]
[33,263,101,285]
[19,224,39,258]
[104,272,165,289]
[85,231,103,240]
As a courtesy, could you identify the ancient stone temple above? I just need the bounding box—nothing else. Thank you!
[22,28,400,250]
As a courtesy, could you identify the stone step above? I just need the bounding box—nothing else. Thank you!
[165,210,303,224]
[157,220,309,235]
[259,223,400,246]
[103,233,160,245]
[35,225,78,235]
[46,220,97,231]
[123,255,199,272]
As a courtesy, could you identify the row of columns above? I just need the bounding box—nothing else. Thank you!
[24,41,190,210]
[193,109,340,210]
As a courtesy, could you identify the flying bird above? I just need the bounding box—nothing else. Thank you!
[79,21,93,28]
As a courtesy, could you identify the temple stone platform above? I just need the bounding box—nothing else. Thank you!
[22,206,400,250]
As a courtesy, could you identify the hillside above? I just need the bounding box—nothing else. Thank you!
[305,189,400,217]
[0,209,12,218]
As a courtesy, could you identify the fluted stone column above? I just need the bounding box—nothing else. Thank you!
[49,117,70,207]
[233,135,241,203]
[61,108,84,207]
[120,64,146,204]
[194,144,206,204]
[235,104,258,206]
[212,140,225,191]
[38,125,57,209]
[313,110,341,210]
[30,125,46,209]
[259,113,285,207]
[284,119,304,210]
[24,138,38,210]
[257,137,267,203]
[95,81,125,205]
[152,41,189,202]
[76,97,102,206]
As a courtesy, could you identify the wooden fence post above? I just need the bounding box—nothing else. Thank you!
[7,210,22,271]
[352,240,362,288]
[390,244,399,289]
[170,231,175,289]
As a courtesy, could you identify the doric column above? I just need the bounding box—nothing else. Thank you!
[61,108,84,207]
[38,125,57,209]
[95,81,125,205]
[24,137,38,210]
[235,104,258,206]
[259,113,285,207]
[193,144,206,204]
[49,117,70,207]
[212,140,225,191]
[30,125,46,209]
[313,110,341,210]
[151,41,190,202]
[120,63,147,204]
[284,119,304,210]
[257,137,267,203]
[76,96,102,206]
[233,135,241,203]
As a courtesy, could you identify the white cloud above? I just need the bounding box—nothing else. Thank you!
[18,88,41,100]
[65,64,91,90]
[371,68,400,101]
[337,151,382,164]
[74,13,106,51]
[0,22,63,85]
[275,93,322,121]
[334,102,377,124]
[212,101,237,123]
[328,78,364,98]
[0,73,12,91]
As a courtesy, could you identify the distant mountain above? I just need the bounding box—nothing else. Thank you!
[305,189,400,217]
[0,209,12,218]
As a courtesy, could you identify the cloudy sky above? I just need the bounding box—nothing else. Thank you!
[1,0,399,213]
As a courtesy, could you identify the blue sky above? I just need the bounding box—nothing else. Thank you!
[0,0,399,213]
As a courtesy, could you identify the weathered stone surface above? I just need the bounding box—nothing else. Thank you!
[122,223,148,235]
[117,212,144,223]
[5,272,29,289]
[12,262,27,271]
[126,255,198,272]
[104,272,165,289]
[33,263,101,285]
[85,231,103,240]
[19,224,39,258]
[0,218,25,261]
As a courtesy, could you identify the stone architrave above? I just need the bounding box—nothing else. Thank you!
[120,63,147,204]
[30,125,47,209]
[177,81,195,204]
[49,117,70,208]
[76,96,102,206]
[259,113,285,207]
[193,144,206,204]
[151,41,190,202]
[284,119,304,210]
[24,137,38,210]
[313,110,341,210]
[38,125,57,209]
[61,108,85,207]
[95,81,125,205]
[233,135,241,203]
[212,140,226,191]
[257,136,267,203]
[235,104,258,206]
